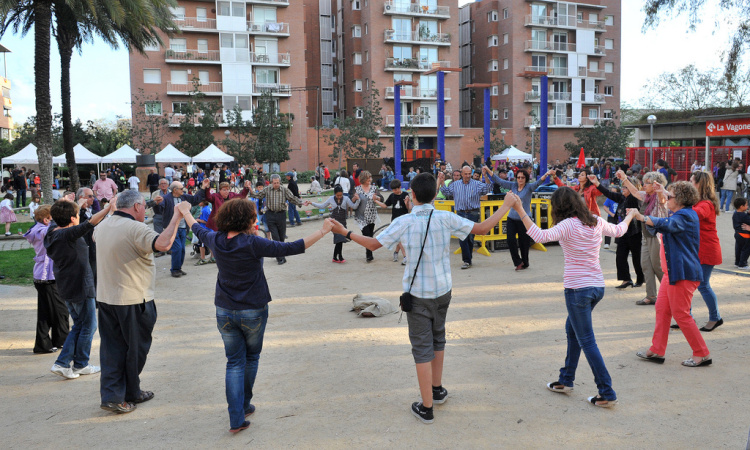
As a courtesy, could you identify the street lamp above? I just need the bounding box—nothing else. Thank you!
[529,124,537,178]
[647,114,656,170]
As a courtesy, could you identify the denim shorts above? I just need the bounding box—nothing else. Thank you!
[406,291,452,364]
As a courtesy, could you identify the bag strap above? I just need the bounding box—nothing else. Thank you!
[407,210,433,293]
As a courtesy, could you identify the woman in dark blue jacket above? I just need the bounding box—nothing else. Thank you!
[632,181,712,367]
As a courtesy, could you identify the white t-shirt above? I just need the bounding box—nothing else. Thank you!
[0,198,12,210]
[128,176,140,190]
[335,176,351,193]
[164,167,175,177]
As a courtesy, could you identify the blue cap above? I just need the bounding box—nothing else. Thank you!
[286,172,293,177]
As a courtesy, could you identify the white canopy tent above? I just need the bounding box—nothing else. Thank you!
[155,144,191,163]
[192,144,234,163]
[101,144,139,164]
[52,144,103,164]
[1,143,39,166]
[491,146,533,161]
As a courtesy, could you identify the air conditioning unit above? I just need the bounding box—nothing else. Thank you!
[385,4,391,10]
[250,23,262,32]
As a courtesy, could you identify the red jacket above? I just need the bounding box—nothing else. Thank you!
[204,187,249,231]
[693,200,722,266]
[554,178,602,216]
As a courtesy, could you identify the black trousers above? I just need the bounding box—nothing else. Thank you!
[362,223,375,260]
[506,218,531,267]
[33,281,69,353]
[604,215,618,245]
[266,211,287,263]
[98,301,157,404]
[333,242,343,260]
[616,233,644,283]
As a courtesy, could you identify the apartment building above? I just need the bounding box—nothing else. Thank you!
[0,44,13,141]
[460,0,622,163]
[336,0,461,161]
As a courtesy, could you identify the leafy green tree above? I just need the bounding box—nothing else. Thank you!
[563,115,634,160]
[0,138,14,159]
[174,80,221,157]
[639,64,750,109]
[131,88,170,155]
[474,128,509,160]
[324,84,386,164]
[223,104,255,164]
[84,118,132,156]
[252,91,293,164]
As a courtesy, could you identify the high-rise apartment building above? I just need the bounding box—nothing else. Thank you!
[460,0,621,163]
[0,44,13,141]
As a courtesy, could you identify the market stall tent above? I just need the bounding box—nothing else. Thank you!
[52,144,103,164]
[491,146,533,161]
[192,144,234,163]
[101,144,139,164]
[1,143,39,165]
[155,144,191,163]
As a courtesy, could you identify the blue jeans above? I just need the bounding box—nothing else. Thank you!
[170,227,187,273]
[288,203,301,225]
[15,189,26,208]
[559,287,616,401]
[457,211,479,263]
[55,297,97,369]
[720,189,734,211]
[696,264,721,322]
[216,305,268,429]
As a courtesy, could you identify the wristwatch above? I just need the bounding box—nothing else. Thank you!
[346,231,353,241]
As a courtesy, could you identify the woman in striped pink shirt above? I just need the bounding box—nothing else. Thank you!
[510,187,637,408]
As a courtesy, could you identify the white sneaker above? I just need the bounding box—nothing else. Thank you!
[51,364,79,379]
[393,251,399,262]
[402,256,407,265]
[739,266,750,271]
[73,364,101,375]
[603,244,609,249]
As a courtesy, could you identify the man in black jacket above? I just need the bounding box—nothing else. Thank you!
[286,172,302,227]
[161,181,203,277]
[45,198,113,379]
[146,169,160,194]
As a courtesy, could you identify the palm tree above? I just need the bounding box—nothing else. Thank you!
[53,0,176,190]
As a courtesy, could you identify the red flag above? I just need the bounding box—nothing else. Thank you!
[576,148,586,168]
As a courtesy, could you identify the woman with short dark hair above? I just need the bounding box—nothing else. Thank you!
[186,199,334,433]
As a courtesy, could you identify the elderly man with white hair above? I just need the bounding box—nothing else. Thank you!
[159,181,204,277]
[93,190,186,414]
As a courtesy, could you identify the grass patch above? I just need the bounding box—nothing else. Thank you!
[0,248,36,286]
[3,221,35,236]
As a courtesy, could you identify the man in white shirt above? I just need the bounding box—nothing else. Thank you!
[128,174,140,191]
[164,166,175,183]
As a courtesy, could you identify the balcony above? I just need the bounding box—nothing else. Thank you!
[524,15,607,31]
[168,112,225,127]
[524,40,576,52]
[166,82,223,95]
[524,91,572,102]
[386,115,451,127]
[384,29,451,46]
[581,93,606,104]
[247,22,290,36]
[524,116,612,128]
[252,83,292,96]
[247,0,288,5]
[385,58,451,71]
[385,87,451,100]
[383,1,450,19]
[173,17,217,31]
[576,67,607,79]
[165,49,220,63]
[250,52,291,66]
[0,77,10,89]
[523,66,569,77]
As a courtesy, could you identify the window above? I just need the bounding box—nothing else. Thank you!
[232,2,244,17]
[365,78,369,91]
[365,50,369,61]
[488,60,498,71]
[218,1,230,16]
[171,70,188,84]
[488,35,498,47]
[172,102,188,114]
[503,8,509,19]
[197,39,208,53]
[503,108,509,119]
[488,10,498,22]
[503,33,508,44]
[143,69,161,84]
[589,109,599,119]
[503,83,508,95]
[170,6,185,20]
[589,61,599,72]
[364,23,368,35]
[196,8,207,22]
[199,70,209,85]
[604,38,614,50]
[503,58,508,70]
[354,80,362,91]
[604,62,614,73]
[605,15,614,26]
[353,0,360,10]
[577,12,583,23]
[492,109,499,120]
[604,85,613,96]
[353,52,362,65]
[589,13,598,24]
[144,41,159,52]
[255,68,278,84]
[145,101,162,115]
[603,109,613,119]
[491,86,498,96]
[355,108,363,119]
[353,25,361,37]
[169,38,187,52]
[419,46,437,63]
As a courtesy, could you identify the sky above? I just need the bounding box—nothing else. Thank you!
[0,1,738,126]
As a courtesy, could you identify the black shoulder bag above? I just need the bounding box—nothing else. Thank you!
[399,210,433,313]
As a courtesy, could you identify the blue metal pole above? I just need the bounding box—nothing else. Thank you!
[483,87,490,162]
[394,86,402,181]
[539,75,548,177]
[437,71,445,161]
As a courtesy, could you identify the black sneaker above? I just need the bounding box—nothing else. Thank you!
[432,386,448,404]
[411,402,434,424]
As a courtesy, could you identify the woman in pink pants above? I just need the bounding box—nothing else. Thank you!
[631,181,712,367]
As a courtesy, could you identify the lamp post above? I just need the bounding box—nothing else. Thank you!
[529,124,536,178]
[647,114,656,170]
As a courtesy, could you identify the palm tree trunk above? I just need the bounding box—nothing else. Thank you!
[57,22,80,191]
[34,0,54,205]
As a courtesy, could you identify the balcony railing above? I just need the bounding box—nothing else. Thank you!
[165,49,220,62]
[384,29,451,44]
[524,15,606,31]
[385,87,451,99]
[386,115,451,127]
[524,40,576,52]
[247,0,289,5]
[524,116,611,127]
[581,93,606,103]
[168,112,225,126]
[166,82,223,95]
[249,52,291,65]
[2,96,12,109]
[385,58,433,71]
[524,66,569,77]
[252,83,292,95]
[383,1,449,18]
[524,91,572,102]
[247,22,290,35]
[173,17,216,30]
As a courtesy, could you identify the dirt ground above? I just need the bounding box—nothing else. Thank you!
[1,211,749,449]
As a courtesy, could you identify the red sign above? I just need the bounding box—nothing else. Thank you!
[705,118,750,136]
